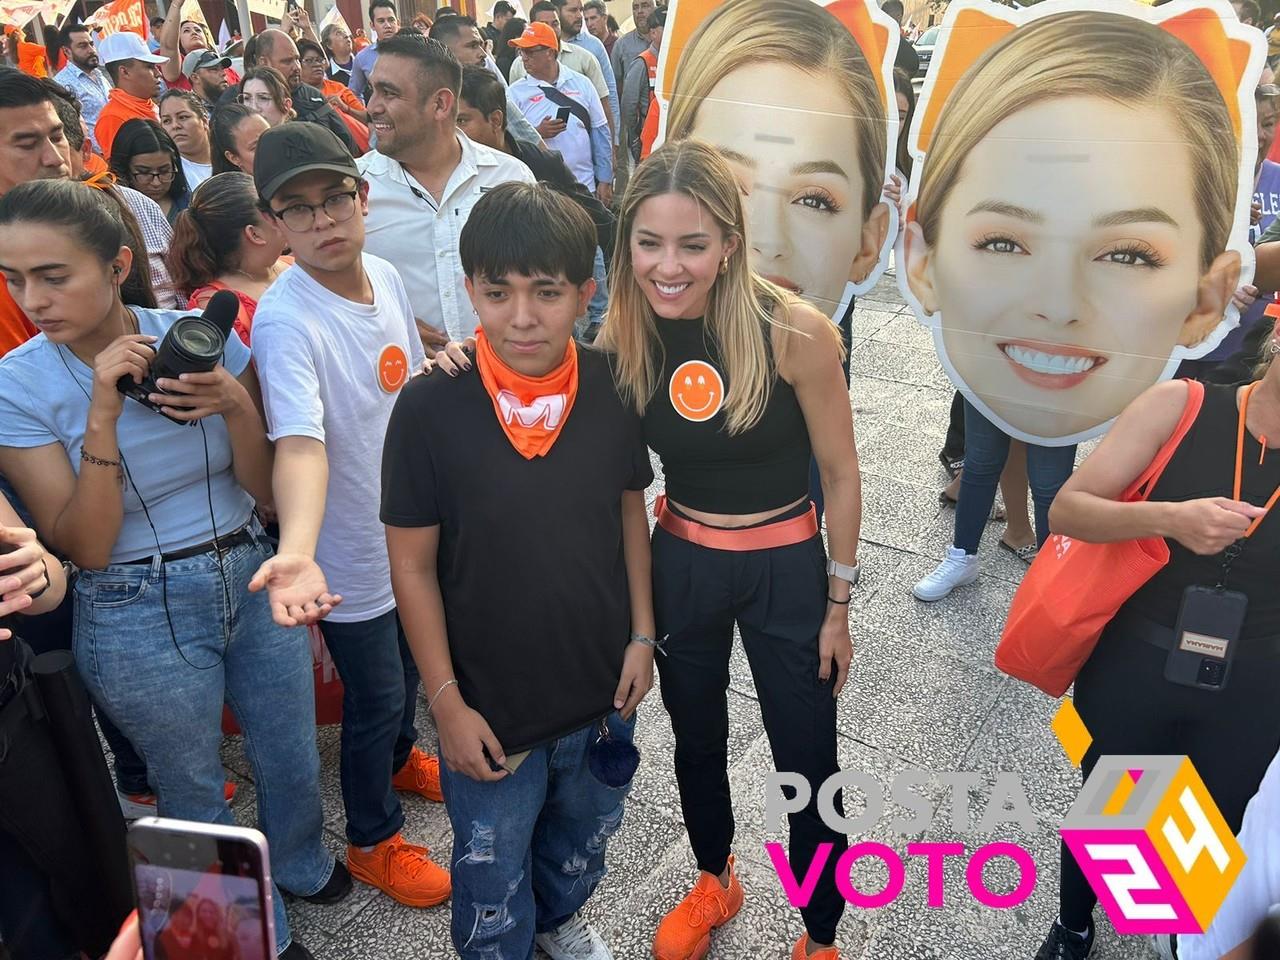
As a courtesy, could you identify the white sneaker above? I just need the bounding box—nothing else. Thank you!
[912,546,979,601]
[535,912,613,960]
[117,789,157,820]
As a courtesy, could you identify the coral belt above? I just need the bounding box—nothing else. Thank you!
[653,495,818,551]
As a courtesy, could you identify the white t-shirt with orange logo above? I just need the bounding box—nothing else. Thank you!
[251,254,425,623]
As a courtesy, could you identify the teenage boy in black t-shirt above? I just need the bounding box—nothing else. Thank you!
[381,181,655,960]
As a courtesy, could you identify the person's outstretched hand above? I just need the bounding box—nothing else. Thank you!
[248,552,342,626]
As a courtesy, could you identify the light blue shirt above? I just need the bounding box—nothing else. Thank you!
[0,308,255,564]
[568,29,619,136]
[53,63,113,154]
[349,43,380,100]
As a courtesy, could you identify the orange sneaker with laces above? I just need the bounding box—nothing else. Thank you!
[791,933,840,960]
[391,747,444,802]
[346,833,451,907]
[652,855,744,960]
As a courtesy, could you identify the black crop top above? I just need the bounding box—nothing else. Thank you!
[1126,382,1280,641]
[641,317,811,514]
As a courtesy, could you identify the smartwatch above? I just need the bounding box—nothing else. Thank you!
[827,559,860,585]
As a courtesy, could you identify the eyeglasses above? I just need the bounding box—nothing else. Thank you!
[300,57,326,67]
[271,191,358,232]
[130,165,175,183]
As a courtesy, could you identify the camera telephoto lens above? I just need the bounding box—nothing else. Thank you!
[152,317,227,382]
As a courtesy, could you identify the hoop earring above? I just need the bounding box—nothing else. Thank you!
[1270,339,1280,355]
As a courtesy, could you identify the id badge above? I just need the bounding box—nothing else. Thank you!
[1164,585,1248,692]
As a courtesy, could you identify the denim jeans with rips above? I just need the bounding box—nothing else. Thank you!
[438,710,637,959]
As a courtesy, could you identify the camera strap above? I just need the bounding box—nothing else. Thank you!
[539,84,592,129]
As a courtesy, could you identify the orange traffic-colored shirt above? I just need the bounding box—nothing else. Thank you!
[0,284,38,359]
[4,28,49,77]
[320,79,371,153]
[95,88,159,160]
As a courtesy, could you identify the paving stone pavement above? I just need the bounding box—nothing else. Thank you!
[213,270,1151,960]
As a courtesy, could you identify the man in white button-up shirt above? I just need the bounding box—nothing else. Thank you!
[359,35,534,345]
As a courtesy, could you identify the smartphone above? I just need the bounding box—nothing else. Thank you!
[483,747,531,775]
[128,818,275,960]
[1164,585,1247,692]
[556,106,572,123]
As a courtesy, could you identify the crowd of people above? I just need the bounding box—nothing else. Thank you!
[0,3,1279,960]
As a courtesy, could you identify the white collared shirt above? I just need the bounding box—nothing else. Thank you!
[357,131,536,340]
[509,66,608,191]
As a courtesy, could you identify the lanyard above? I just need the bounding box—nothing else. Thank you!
[1232,380,1280,538]
[1219,381,1280,588]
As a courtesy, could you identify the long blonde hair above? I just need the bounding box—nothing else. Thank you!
[914,10,1237,272]
[664,0,888,220]
[596,139,797,434]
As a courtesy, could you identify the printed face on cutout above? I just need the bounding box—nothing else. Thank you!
[687,60,888,320]
[905,95,1239,441]
[669,359,724,422]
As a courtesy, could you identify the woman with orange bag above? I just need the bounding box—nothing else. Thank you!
[1038,335,1280,959]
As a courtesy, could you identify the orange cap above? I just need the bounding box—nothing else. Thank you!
[508,21,559,51]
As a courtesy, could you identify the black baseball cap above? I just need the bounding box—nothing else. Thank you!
[253,123,360,204]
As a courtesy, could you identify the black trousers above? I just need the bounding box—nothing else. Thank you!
[1058,611,1280,930]
[652,505,846,944]
[942,390,965,462]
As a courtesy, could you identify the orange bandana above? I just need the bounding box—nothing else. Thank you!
[474,327,579,460]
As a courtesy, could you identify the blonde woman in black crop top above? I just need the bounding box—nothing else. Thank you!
[595,139,863,960]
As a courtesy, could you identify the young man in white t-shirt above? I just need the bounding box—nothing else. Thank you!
[245,123,449,908]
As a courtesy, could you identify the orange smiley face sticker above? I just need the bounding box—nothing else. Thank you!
[669,360,725,423]
[377,343,409,393]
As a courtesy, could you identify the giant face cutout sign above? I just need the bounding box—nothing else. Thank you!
[899,0,1264,445]
[654,0,900,321]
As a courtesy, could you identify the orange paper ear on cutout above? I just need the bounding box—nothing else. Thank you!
[913,4,1251,157]
[658,0,893,111]
[1162,8,1251,140]
[913,7,1016,156]
[825,0,891,111]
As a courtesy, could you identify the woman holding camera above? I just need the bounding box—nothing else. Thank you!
[1039,330,1280,958]
[0,179,337,959]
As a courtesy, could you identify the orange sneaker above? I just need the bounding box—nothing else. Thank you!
[346,833,451,908]
[391,748,444,802]
[791,933,840,960]
[652,855,744,960]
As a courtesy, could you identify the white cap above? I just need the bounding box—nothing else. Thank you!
[97,32,168,65]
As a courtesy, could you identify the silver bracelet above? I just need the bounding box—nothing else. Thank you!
[427,678,458,712]
[629,632,666,655]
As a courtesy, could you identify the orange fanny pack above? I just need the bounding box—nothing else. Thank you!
[653,494,818,551]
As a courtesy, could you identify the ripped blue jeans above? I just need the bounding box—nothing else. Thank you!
[439,711,636,959]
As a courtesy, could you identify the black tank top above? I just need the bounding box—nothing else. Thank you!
[641,317,811,514]
[1125,382,1280,640]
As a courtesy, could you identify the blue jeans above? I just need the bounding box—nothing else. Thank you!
[439,711,636,959]
[318,609,420,847]
[588,246,608,326]
[954,400,1077,554]
[72,526,333,953]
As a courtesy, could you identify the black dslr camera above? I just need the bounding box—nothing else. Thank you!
[117,290,239,424]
